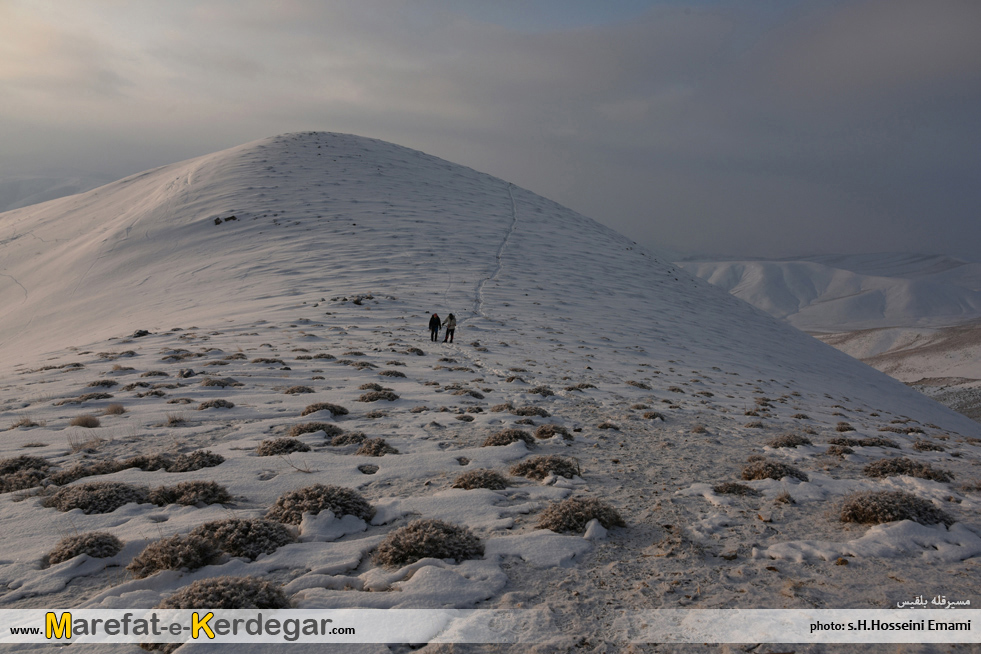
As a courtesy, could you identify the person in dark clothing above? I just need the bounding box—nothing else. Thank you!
[428,313,441,342]
[442,313,456,343]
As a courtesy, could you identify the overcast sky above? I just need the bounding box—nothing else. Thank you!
[2,0,979,259]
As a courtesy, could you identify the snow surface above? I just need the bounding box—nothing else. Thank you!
[2,133,981,652]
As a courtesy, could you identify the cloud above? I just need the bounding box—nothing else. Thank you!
[1,0,979,259]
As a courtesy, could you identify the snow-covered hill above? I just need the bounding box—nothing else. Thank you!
[0,174,112,213]
[677,256,981,333]
[2,134,980,650]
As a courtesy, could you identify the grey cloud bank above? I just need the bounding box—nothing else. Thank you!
[1,0,979,259]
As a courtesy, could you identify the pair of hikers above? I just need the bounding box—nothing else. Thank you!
[428,312,456,343]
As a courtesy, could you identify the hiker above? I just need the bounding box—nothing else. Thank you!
[442,313,456,343]
[428,312,441,342]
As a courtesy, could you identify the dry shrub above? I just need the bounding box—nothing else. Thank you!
[597,421,619,430]
[767,433,813,448]
[48,532,123,565]
[373,519,483,567]
[288,422,343,439]
[691,424,708,434]
[42,482,150,514]
[359,383,385,391]
[312,353,336,360]
[167,398,194,404]
[643,411,666,421]
[912,440,945,452]
[149,481,232,506]
[200,377,243,388]
[252,358,285,365]
[741,459,809,482]
[490,402,513,413]
[510,455,579,480]
[863,457,954,483]
[355,438,399,456]
[283,386,314,395]
[197,399,234,410]
[88,380,118,388]
[792,413,810,420]
[452,470,509,490]
[835,422,854,432]
[713,482,762,496]
[48,459,126,486]
[565,382,596,391]
[122,453,173,472]
[0,455,52,492]
[301,402,349,416]
[512,406,550,417]
[190,518,295,560]
[744,421,765,429]
[826,444,854,457]
[140,371,169,378]
[9,417,44,429]
[169,450,224,472]
[256,438,311,456]
[165,413,185,427]
[127,534,220,579]
[379,370,406,378]
[103,403,126,415]
[828,436,899,449]
[358,390,399,402]
[528,385,554,397]
[482,429,535,448]
[534,424,572,440]
[330,431,366,446]
[840,490,954,526]
[536,497,626,533]
[266,484,374,524]
[70,415,101,428]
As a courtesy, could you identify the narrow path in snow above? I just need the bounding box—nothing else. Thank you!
[469,182,517,323]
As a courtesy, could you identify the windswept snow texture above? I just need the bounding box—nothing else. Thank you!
[2,133,981,651]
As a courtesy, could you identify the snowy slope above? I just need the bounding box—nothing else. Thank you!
[678,258,981,332]
[0,174,112,213]
[2,133,980,650]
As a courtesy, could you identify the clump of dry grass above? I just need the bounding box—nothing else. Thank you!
[70,415,101,428]
[256,438,311,456]
[534,424,572,440]
[840,490,954,526]
[373,519,483,567]
[378,370,406,378]
[355,438,399,456]
[197,399,234,410]
[9,417,45,429]
[156,576,290,610]
[165,450,223,473]
[283,386,314,395]
[528,385,554,397]
[47,532,123,565]
[252,358,285,365]
[452,470,509,490]
[713,482,762,496]
[828,436,899,449]
[103,403,125,415]
[165,413,185,427]
[190,518,295,560]
[48,459,126,485]
[741,459,809,482]
[536,497,626,533]
[510,455,579,480]
[512,406,550,417]
[0,455,52,493]
[200,377,243,388]
[359,383,385,391]
[744,420,765,429]
[912,440,945,452]
[358,390,399,402]
[482,429,535,448]
[288,422,343,439]
[643,411,666,420]
[767,433,813,448]
[826,444,854,457]
[265,484,374,524]
[127,534,221,579]
[564,382,596,391]
[42,482,150,514]
[149,481,232,506]
[863,457,954,483]
[835,422,854,432]
[330,431,366,446]
[301,402,348,417]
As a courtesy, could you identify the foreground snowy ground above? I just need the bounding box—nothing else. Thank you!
[1,133,980,653]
